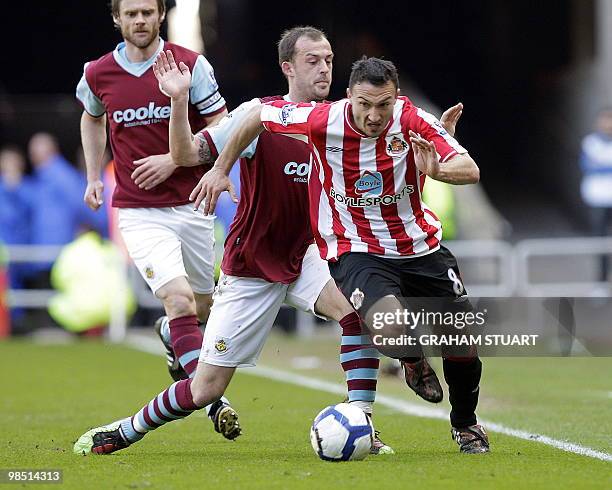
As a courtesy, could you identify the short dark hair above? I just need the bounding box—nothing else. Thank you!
[110,0,166,18]
[277,26,327,65]
[349,57,399,90]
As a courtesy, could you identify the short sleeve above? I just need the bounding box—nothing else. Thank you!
[76,63,105,117]
[408,108,467,163]
[190,55,226,116]
[260,101,315,139]
[195,99,261,159]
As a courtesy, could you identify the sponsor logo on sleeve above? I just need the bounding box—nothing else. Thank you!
[280,104,297,126]
[432,120,448,135]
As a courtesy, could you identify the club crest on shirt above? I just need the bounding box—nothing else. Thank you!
[350,288,365,310]
[144,265,155,279]
[280,104,297,127]
[355,170,383,197]
[386,135,409,156]
[214,337,230,354]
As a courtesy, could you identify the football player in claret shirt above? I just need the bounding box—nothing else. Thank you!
[75,0,240,440]
[196,57,489,454]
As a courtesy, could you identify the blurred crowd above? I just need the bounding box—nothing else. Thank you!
[0,133,109,330]
[0,132,242,334]
[0,133,109,286]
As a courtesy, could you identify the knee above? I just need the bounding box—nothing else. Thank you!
[314,280,353,321]
[159,290,196,318]
[191,376,227,407]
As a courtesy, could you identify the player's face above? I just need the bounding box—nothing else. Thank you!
[114,0,165,50]
[348,81,397,137]
[287,36,333,102]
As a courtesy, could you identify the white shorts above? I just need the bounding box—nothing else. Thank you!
[200,244,332,368]
[117,204,215,294]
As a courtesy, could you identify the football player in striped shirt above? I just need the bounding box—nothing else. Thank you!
[195,57,489,454]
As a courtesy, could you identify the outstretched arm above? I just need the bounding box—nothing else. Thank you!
[153,50,201,166]
[190,104,265,214]
[131,51,219,189]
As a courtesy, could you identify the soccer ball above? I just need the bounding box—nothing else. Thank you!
[310,403,374,461]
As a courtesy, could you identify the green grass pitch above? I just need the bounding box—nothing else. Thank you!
[0,338,610,489]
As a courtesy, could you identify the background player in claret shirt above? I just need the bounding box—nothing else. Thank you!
[196,57,489,454]
[75,0,240,440]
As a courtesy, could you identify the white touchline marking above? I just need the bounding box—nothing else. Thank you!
[124,335,612,462]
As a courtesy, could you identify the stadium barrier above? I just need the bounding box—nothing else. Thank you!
[4,237,612,341]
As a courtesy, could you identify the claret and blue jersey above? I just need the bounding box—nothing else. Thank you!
[76,39,226,208]
[198,96,314,284]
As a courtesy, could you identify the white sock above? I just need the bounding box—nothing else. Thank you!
[205,395,231,417]
[349,400,373,415]
[160,316,171,344]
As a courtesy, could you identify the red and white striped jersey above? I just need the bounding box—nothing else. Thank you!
[260,96,467,261]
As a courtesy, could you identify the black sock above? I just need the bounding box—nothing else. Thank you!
[443,357,482,428]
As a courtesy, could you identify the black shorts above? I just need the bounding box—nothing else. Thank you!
[329,245,468,316]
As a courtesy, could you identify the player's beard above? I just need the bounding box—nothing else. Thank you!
[123,22,160,49]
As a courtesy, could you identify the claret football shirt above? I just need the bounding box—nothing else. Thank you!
[77,39,226,208]
[197,96,314,284]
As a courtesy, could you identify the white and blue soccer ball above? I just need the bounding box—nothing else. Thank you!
[310,403,373,461]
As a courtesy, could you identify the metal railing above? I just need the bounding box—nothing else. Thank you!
[4,236,612,340]
[514,237,612,297]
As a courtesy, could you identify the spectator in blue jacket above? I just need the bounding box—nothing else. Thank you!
[0,146,36,326]
[27,133,108,286]
[579,108,612,281]
[0,146,34,246]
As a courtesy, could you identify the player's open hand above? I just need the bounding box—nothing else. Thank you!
[84,179,104,211]
[132,153,177,190]
[189,166,238,215]
[440,102,463,137]
[153,50,191,99]
[409,130,440,178]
